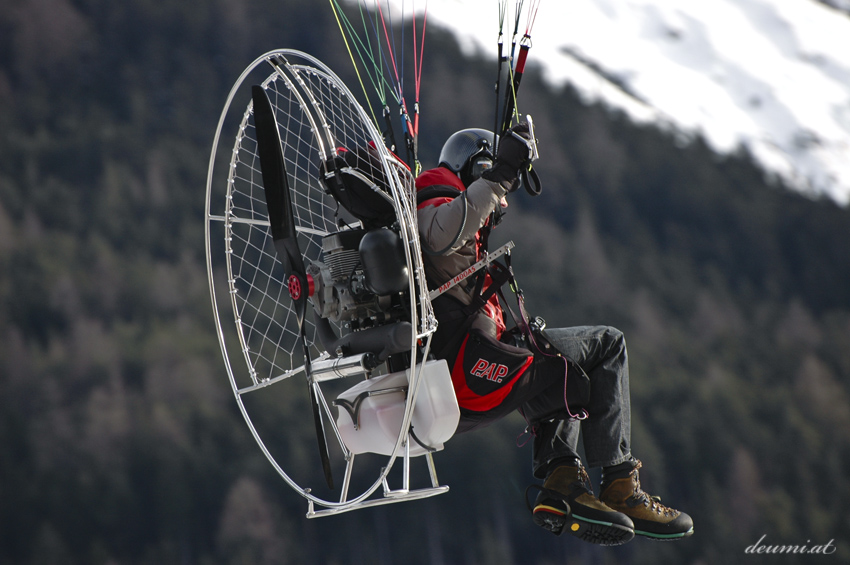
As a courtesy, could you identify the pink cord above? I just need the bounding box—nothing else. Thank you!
[518,294,588,421]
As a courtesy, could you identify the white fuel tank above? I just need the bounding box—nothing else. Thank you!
[335,359,460,456]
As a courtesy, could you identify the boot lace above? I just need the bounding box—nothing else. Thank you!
[574,465,593,495]
[627,461,679,518]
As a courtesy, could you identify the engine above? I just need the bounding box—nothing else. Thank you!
[307,227,409,328]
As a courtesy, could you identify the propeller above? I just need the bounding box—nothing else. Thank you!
[252,84,334,490]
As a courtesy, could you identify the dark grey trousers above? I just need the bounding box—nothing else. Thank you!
[456,325,633,479]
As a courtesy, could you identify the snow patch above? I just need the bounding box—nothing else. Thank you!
[383,0,850,204]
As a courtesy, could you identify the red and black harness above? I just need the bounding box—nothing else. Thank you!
[417,171,589,420]
[417,173,534,412]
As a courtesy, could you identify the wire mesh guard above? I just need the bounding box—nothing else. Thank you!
[205,50,447,516]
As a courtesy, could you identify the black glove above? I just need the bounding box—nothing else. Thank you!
[482,122,533,191]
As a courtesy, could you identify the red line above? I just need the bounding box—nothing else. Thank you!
[377,1,402,91]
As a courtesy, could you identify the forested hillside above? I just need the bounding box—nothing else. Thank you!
[1,1,849,564]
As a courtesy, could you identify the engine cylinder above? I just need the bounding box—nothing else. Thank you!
[323,229,365,282]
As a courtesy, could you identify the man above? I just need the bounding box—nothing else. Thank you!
[415,125,694,545]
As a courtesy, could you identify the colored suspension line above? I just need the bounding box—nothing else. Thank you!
[498,0,542,135]
[411,2,428,174]
[376,0,420,170]
[331,0,427,172]
[493,0,509,152]
[329,0,395,127]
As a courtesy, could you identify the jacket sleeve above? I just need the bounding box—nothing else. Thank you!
[418,177,507,255]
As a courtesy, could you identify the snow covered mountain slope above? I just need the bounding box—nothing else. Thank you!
[390,0,850,204]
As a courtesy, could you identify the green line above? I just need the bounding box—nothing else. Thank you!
[571,514,624,528]
[358,1,386,103]
[330,0,380,125]
[634,527,695,539]
[332,0,397,101]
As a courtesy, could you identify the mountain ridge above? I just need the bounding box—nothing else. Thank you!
[396,0,850,205]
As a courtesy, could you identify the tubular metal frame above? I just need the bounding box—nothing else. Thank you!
[205,49,445,517]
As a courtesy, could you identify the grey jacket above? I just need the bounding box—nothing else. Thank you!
[417,172,510,337]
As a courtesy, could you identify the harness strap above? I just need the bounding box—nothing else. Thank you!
[496,254,589,421]
[432,259,514,359]
[428,241,515,301]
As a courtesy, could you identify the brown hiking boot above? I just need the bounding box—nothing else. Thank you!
[531,464,635,546]
[599,460,694,540]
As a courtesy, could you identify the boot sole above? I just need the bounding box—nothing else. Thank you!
[533,504,635,546]
[568,513,636,546]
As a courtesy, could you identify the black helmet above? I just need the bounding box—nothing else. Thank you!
[438,128,498,187]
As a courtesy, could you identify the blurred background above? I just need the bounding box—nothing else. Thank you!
[1,1,849,563]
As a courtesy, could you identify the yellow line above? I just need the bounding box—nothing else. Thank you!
[329,0,380,128]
